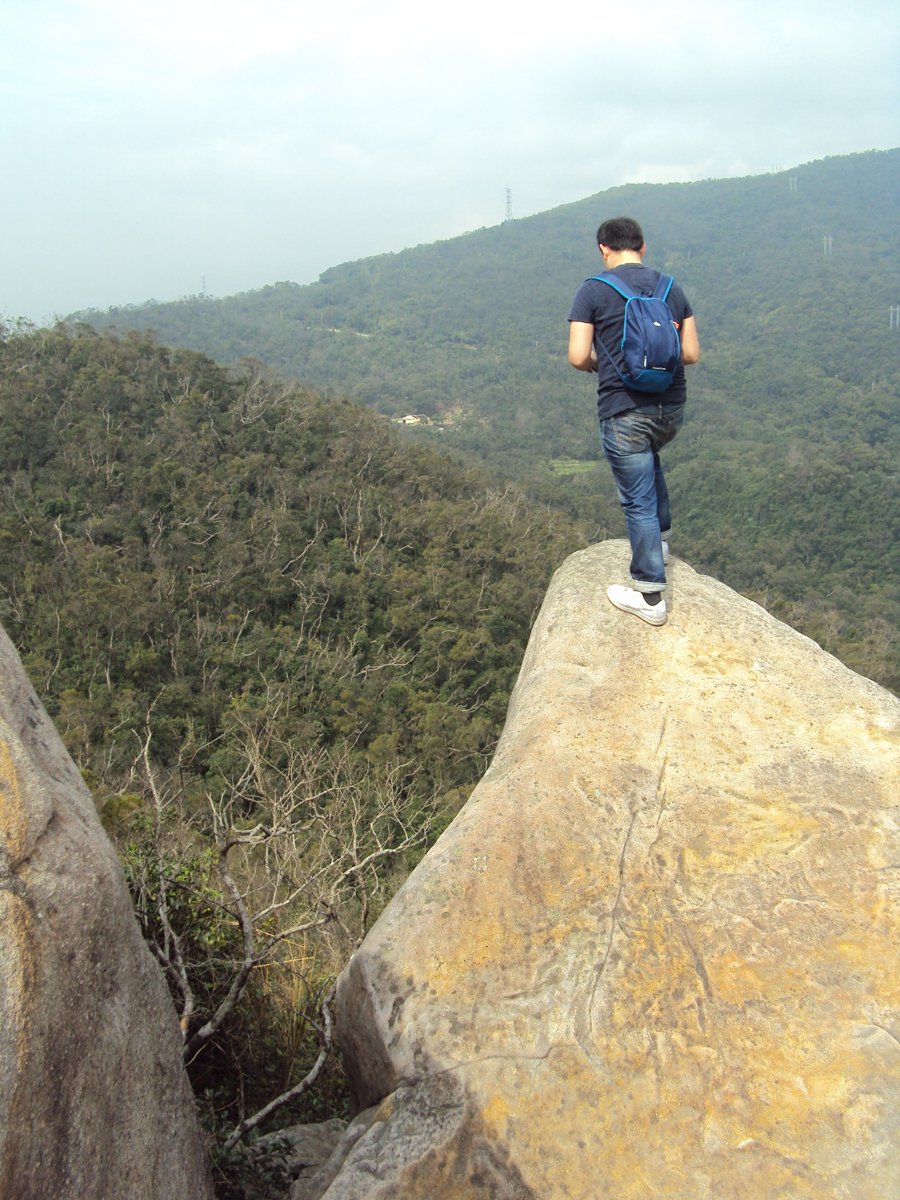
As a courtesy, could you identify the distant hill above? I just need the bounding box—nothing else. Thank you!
[76,149,899,446]
[75,150,899,689]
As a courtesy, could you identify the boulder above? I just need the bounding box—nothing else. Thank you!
[304,541,899,1200]
[0,625,213,1199]
[251,1118,348,1188]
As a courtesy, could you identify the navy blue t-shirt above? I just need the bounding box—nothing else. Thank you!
[568,264,693,421]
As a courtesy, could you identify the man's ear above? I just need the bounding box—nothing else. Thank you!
[639,242,647,258]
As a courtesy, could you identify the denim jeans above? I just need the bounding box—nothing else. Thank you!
[599,402,685,592]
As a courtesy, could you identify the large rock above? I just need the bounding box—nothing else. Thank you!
[304,541,899,1200]
[0,625,213,1199]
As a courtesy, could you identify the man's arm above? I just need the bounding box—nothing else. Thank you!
[679,316,700,364]
[568,321,597,372]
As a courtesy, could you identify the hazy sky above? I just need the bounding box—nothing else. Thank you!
[3,0,898,324]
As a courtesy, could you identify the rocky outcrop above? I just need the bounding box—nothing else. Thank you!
[0,626,213,1200]
[298,541,900,1200]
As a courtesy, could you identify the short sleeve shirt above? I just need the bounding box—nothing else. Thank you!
[568,264,694,421]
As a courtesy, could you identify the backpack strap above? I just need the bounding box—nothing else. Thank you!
[590,272,637,302]
[591,271,674,303]
[652,274,675,303]
[594,330,626,382]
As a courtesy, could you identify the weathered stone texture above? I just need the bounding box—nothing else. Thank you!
[0,625,212,1200]
[309,541,899,1200]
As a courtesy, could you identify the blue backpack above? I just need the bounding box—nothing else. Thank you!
[592,271,681,393]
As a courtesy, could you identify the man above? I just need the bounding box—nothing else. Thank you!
[568,216,700,626]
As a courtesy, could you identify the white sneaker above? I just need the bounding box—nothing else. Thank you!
[607,584,667,626]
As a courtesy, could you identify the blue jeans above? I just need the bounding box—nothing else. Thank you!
[599,403,685,592]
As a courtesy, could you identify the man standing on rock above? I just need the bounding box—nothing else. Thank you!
[568,216,700,626]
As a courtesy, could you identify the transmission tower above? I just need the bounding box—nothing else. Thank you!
[505,188,513,222]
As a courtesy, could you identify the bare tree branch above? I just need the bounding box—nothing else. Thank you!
[140,729,194,1035]
[222,983,336,1152]
[132,716,437,1136]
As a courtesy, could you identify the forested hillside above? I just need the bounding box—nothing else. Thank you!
[78,150,900,690]
[1,326,580,802]
[0,323,582,1190]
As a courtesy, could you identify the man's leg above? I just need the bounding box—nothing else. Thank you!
[600,408,667,590]
[650,405,683,555]
[653,450,672,539]
[600,404,684,625]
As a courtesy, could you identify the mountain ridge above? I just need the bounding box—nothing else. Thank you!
[72,148,900,691]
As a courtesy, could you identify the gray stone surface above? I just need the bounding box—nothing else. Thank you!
[311,541,900,1200]
[0,624,213,1200]
[252,1117,348,1192]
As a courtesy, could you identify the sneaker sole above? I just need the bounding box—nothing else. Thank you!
[607,593,668,626]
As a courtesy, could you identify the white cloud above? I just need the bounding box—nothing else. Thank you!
[0,0,897,322]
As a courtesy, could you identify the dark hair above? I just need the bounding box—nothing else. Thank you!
[596,217,644,252]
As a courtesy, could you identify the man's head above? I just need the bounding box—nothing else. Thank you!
[596,216,645,252]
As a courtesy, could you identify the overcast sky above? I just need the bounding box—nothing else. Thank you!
[2,0,898,324]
